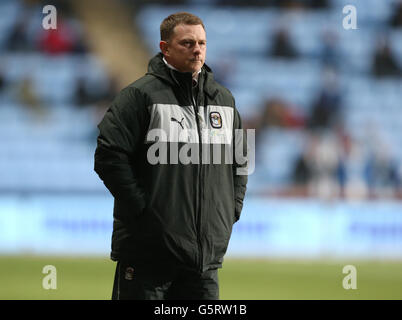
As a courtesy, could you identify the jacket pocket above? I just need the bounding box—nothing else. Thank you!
[212,238,230,264]
[114,200,135,224]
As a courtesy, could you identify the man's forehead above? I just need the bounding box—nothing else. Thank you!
[172,23,206,39]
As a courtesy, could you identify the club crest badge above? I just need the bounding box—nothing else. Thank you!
[124,267,134,281]
[209,111,222,129]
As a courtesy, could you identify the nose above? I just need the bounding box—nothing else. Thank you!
[193,42,202,54]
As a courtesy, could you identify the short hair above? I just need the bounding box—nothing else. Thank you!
[160,12,205,42]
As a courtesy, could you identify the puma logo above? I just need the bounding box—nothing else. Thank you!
[171,117,185,129]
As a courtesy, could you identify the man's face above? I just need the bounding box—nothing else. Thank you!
[160,24,206,74]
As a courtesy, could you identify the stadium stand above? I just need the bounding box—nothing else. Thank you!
[0,0,401,201]
[0,0,108,192]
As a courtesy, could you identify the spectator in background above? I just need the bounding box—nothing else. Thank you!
[37,14,88,55]
[308,132,342,199]
[38,17,75,55]
[270,27,299,59]
[96,76,120,106]
[75,74,119,109]
[366,151,399,198]
[254,97,304,164]
[390,0,402,28]
[291,131,343,199]
[17,76,46,117]
[320,30,340,70]
[6,14,34,52]
[372,35,402,77]
[365,140,400,198]
[75,77,94,107]
[308,68,342,130]
[271,0,306,9]
[339,134,369,200]
[309,0,330,9]
[292,138,314,188]
[257,97,304,130]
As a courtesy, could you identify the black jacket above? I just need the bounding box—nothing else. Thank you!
[94,53,247,272]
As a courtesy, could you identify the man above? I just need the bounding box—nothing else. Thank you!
[94,12,248,300]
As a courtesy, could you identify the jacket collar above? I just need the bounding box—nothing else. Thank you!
[146,53,219,101]
[162,56,201,84]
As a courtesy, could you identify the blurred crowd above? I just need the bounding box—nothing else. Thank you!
[0,0,116,129]
[1,0,402,200]
[246,1,402,200]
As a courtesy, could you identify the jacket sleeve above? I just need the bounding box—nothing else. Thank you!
[233,105,248,223]
[94,86,150,215]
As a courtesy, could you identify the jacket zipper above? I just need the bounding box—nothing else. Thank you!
[171,70,204,273]
[190,82,204,273]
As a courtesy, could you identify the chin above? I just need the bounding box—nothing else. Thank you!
[192,61,203,69]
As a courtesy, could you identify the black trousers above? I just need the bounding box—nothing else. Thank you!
[111,261,219,300]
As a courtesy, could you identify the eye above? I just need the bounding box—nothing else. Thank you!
[181,41,193,48]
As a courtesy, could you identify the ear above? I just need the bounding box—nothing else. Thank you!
[160,41,169,56]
